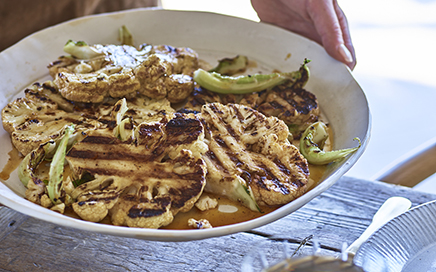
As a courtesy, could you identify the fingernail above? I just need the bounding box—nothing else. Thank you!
[338,44,353,63]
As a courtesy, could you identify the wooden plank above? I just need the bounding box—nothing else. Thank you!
[251,177,436,250]
[0,220,306,272]
[0,177,434,271]
[0,206,28,240]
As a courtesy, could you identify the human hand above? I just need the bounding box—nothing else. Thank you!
[251,0,356,70]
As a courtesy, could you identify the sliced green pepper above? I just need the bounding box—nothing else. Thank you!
[194,59,310,94]
[209,55,248,75]
[300,121,361,165]
[193,69,301,94]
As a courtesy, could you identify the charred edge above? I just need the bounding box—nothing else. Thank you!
[292,178,306,188]
[273,86,318,115]
[24,89,53,104]
[291,153,310,176]
[232,104,247,123]
[127,197,171,218]
[128,207,166,218]
[208,103,224,115]
[177,108,200,114]
[187,86,219,108]
[137,123,162,138]
[41,82,58,93]
[114,103,122,112]
[165,117,202,145]
[169,177,205,209]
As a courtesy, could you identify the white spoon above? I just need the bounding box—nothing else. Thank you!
[346,196,412,256]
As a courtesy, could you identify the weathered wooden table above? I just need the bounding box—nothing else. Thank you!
[0,176,434,272]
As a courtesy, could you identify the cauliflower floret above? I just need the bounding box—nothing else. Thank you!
[50,203,65,214]
[63,176,75,196]
[195,195,218,211]
[188,218,213,229]
[40,195,53,209]
[25,178,46,205]
[71,176,122,222]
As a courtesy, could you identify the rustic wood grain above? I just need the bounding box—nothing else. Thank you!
[0,176,434,272]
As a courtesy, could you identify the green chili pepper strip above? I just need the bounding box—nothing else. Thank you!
[300,121,361,165]
[193,68,301,94]
[209,55,249,75]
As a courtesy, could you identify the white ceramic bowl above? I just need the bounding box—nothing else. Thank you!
[0,9,370,241]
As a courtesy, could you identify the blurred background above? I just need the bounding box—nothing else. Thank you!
[162,0,436,192]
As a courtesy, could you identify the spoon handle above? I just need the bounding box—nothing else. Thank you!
[346,196,412,255]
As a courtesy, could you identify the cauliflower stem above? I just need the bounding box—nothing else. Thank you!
[63,40,104,59]
[18,141,55,187]
[119,25,133,46]
[47,125,75,204]
[235,181,260,212]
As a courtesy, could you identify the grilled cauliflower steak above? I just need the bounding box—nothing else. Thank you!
[240,86,319,138]
[1,82,104,156]
[200,103,309,207]
[2,81,174,156]
[184,86,319,139]
[49,43,198,103]
[67,113,208,228]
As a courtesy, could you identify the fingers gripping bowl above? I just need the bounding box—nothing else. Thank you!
[0,9,370,241]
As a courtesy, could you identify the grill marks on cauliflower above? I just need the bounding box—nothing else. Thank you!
[184,85,319,138]
[241,85,319,138]
[1,82,175,157]
[1,83,104,156]
[67,114,208,228]
[200,103,309,206]
[49,44,198,103]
